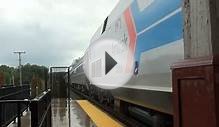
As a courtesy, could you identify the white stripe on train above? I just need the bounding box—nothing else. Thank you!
[137,7,182,36]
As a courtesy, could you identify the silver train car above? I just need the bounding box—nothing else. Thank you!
[70,57,114,105]
[70,0,183,125]
[70,57,89,93]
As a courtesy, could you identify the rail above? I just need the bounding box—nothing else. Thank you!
[0,87,51,127]
[0,100,29,127]
[30,90,52,127]
[0,85,30,127]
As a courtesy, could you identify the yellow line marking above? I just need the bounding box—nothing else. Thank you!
[76,100,124,127]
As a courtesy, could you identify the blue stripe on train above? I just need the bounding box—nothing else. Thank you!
[131,0,182,33]
[134,12,183,62]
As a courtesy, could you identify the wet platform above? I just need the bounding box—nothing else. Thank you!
[8,98,123,127]
[52,98,123,127]
[51,98,96,127]
[8,111,31,127]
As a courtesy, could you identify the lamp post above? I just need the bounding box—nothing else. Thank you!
[14,51,26,86]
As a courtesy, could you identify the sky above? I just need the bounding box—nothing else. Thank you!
[0,0,118,67]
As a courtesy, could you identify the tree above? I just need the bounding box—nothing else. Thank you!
[0,72,5,87]
[0,64,48,87]
[31,75,43,98]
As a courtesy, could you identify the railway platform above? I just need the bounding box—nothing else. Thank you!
[7,98,124,127]
[4,97,124,127]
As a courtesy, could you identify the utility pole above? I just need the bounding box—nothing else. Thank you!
[14,51,26,86]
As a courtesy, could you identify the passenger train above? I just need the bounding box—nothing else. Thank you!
[70,0,183,126]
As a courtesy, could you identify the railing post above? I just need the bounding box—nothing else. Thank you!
[30,100,38,127]
[17,102,21,127]
[0,103,2,127]
[68,67,71,127]
[30,90,52,127]
[48,91,52,127]
[47,104,52,127]
[45,69,48,91]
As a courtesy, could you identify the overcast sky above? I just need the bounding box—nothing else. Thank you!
[0,0,118,67]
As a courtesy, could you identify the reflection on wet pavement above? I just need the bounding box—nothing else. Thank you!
[7,98,96,127]
[8,111,31,127]
[52,98,96,127]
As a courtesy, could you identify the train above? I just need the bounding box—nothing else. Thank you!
[69,0,183,126]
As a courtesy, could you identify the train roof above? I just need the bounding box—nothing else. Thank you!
[90,0,133,44]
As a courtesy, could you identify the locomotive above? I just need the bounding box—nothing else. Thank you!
[70,0,183,126]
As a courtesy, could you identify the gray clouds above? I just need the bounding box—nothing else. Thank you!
[0,0,118,67]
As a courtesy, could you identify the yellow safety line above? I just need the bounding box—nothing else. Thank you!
[76,100,124,127]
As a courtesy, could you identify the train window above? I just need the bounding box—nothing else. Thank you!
[91,59,102,77]
[101,16,108,34]
[79,65,82,72]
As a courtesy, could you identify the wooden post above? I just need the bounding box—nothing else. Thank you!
[172,0,219,127]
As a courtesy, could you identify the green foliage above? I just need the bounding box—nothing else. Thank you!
[22,63,48,84]
[0,65,14,85]
[0,64,48,86]
[0,72,5,86]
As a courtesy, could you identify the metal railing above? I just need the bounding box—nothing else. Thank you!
[0,85,30,127]
[0,100,29,127]
[0,86,51,127]
[0,85,30,100]
[30,90,52,127]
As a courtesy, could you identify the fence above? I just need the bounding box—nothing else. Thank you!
[0,86,51,127]
[30,90,52,127]
[0,85,30,127]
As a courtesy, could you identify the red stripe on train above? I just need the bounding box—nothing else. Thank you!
[124,8,137,72]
